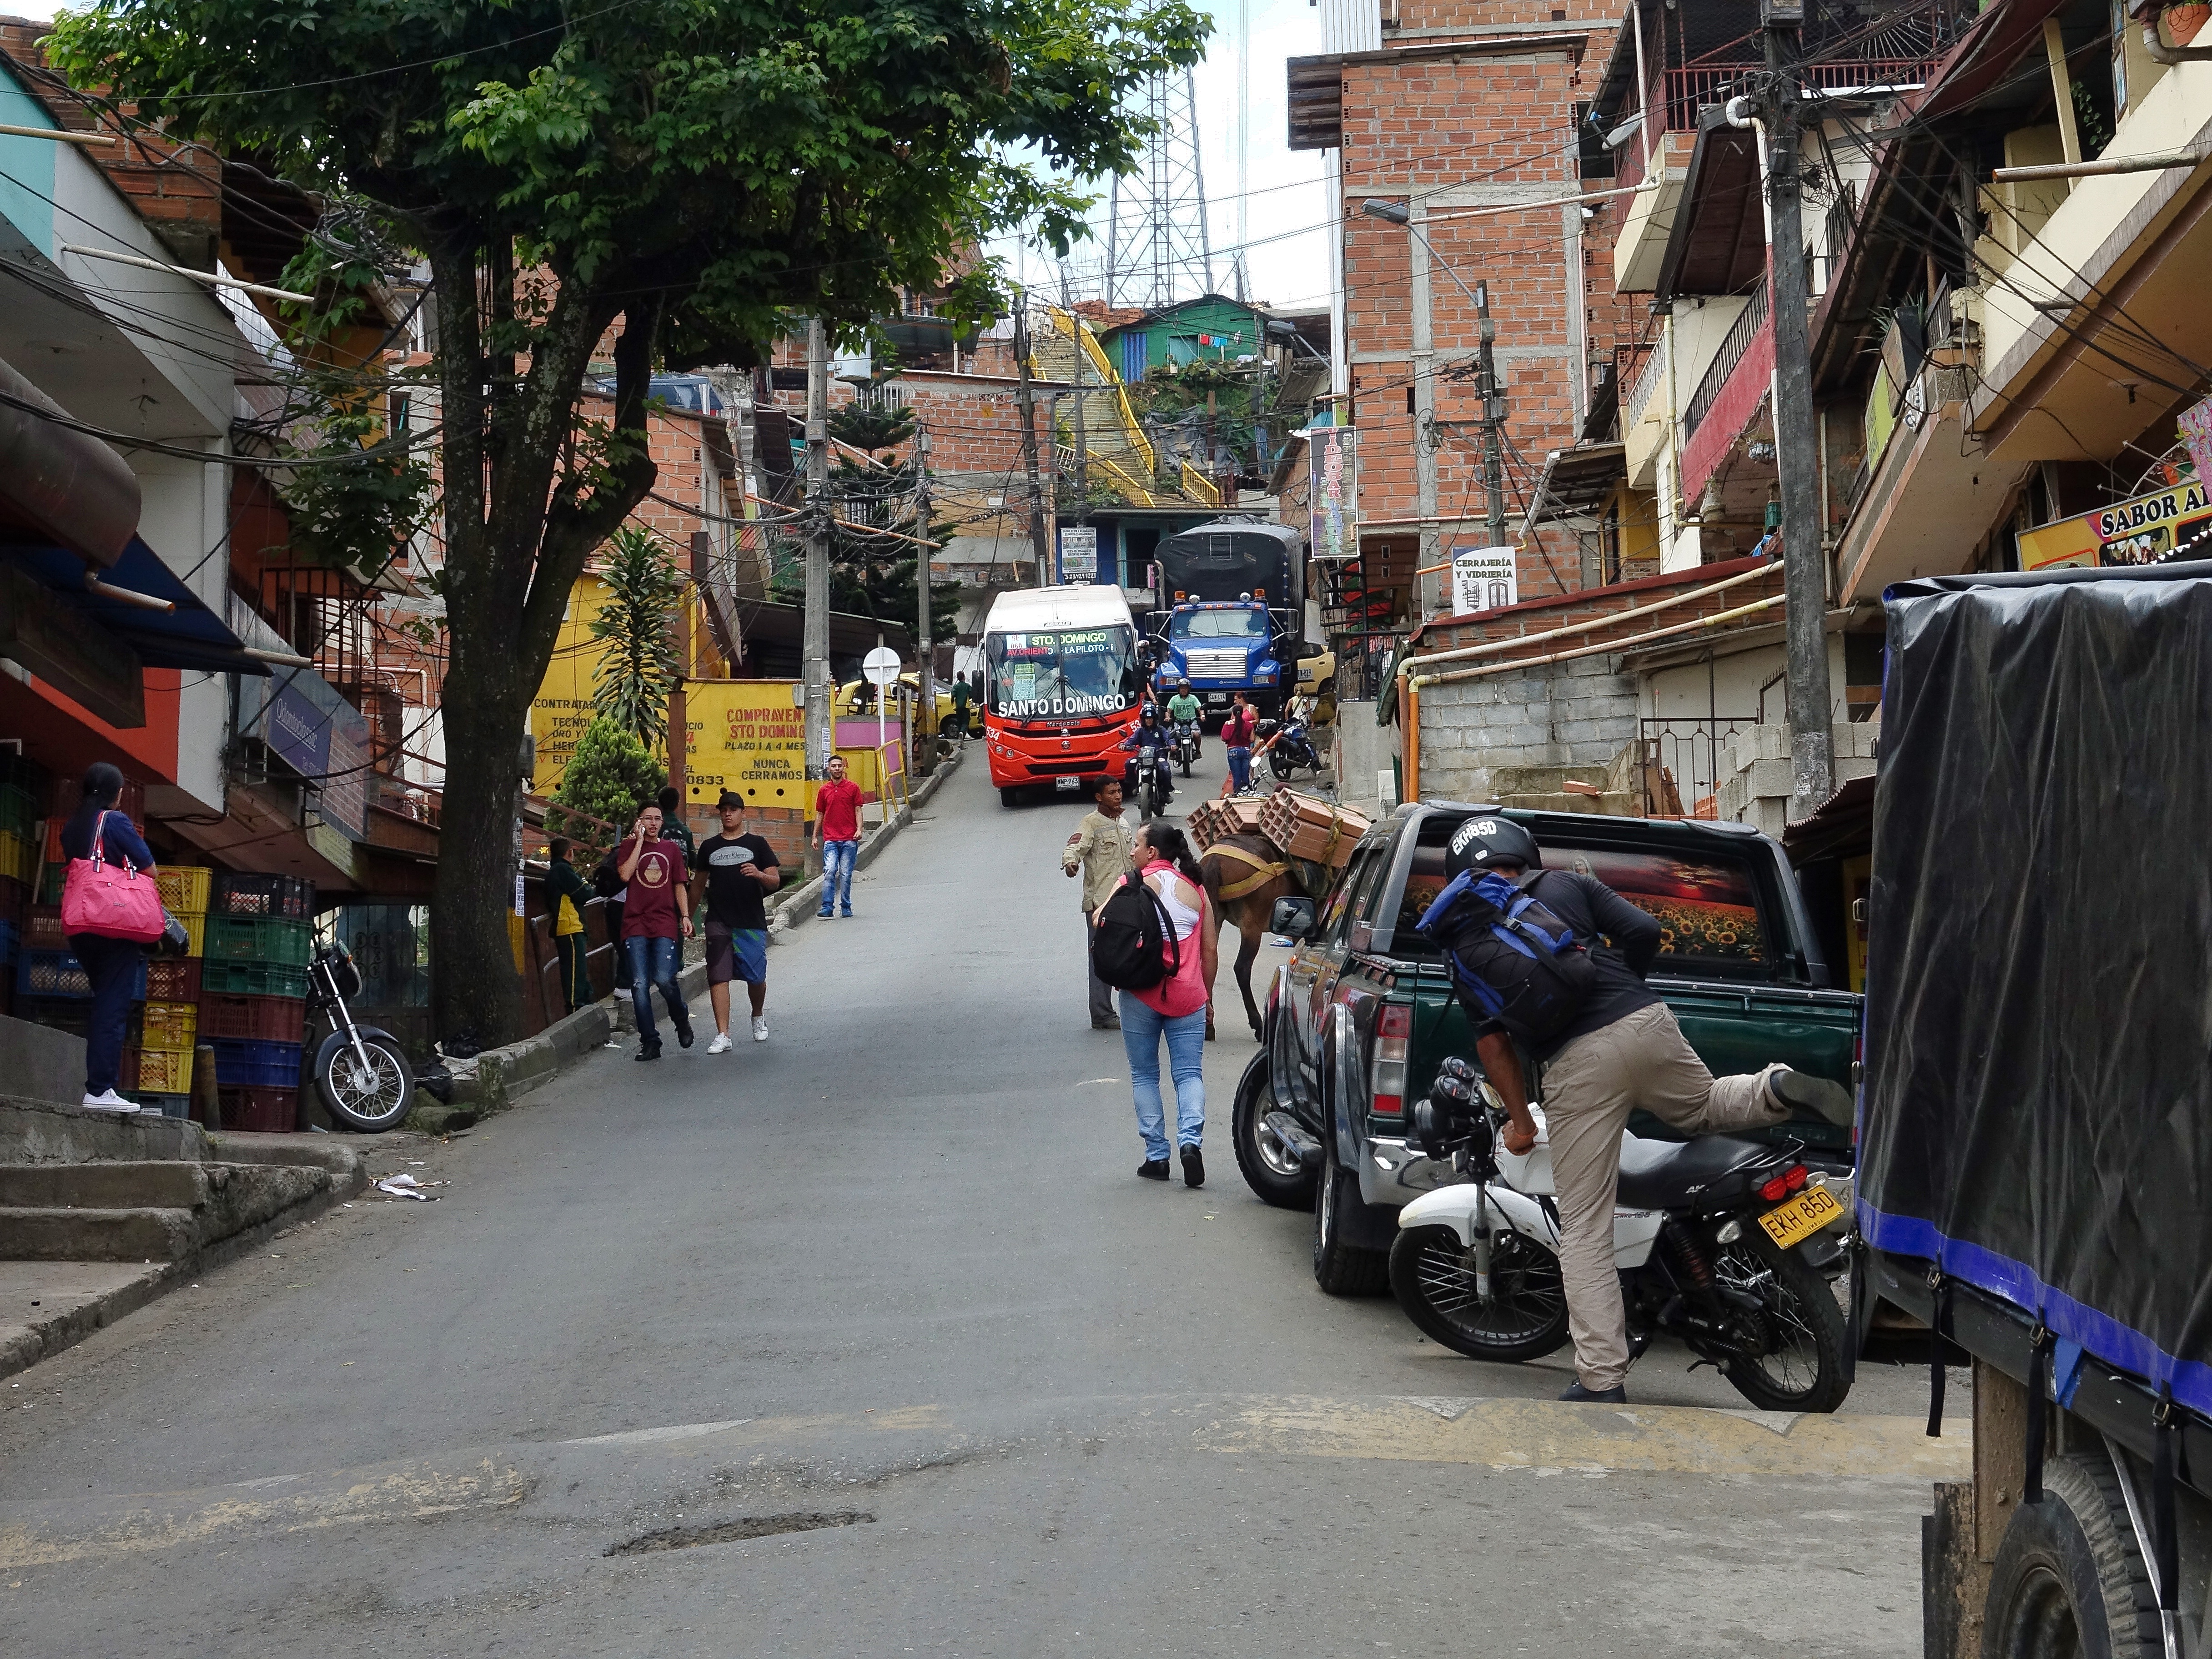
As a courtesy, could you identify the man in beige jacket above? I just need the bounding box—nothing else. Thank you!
[1061,777,1135,1030]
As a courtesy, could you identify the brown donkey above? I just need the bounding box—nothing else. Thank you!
[1200,835,1306,1040]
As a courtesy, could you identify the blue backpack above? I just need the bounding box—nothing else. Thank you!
[1413,870,1598,1043]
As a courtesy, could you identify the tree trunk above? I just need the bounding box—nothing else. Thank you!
[428,643,534,1050]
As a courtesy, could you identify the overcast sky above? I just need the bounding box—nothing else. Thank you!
[7,0,1335,310]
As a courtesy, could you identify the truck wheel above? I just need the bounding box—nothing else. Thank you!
[1389,1226,1572,1362]
[1232,1053,1315,1210]
[999,786,1023,808]
[1982,1454,2159,1659]
[1312,1140,1390,1296]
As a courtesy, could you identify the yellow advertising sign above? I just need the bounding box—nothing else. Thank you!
[529,573,612,795]
[2017,478,2212,570]
[685,680,814,816]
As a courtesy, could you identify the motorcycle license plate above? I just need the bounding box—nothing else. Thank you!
[1756,1183,1844,1250]
[1055,776,1081,792]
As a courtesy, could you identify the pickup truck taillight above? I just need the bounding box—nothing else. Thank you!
[1371,1004,1411,1117]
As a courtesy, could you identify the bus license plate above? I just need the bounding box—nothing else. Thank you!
[1056,776,1081,792]
[1757,1184,1844,1250]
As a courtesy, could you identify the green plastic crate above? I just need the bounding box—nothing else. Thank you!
[196,959,310,999]
[203,915,313,967]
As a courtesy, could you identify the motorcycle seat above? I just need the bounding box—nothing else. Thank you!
[1614,1133,1776,1209]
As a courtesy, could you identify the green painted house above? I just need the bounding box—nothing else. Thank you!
[1097,295,1266,383]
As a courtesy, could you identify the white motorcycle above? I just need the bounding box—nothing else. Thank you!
[1391,1057,1852,1413]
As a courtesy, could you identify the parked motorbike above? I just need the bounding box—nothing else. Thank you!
[1261,712,1323,781]
[308,940,416,1132]
[1390,1058,1850,1413]
[1174,719,1201,776]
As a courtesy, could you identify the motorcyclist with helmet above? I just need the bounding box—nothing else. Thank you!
[1165,679,1202,765]
[1443,817,1854,1404]
[1119,701,1176,809]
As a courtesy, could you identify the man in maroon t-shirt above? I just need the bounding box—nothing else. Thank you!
[618,802,694,1059]
[811,754,865,919]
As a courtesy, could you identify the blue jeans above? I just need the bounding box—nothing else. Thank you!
[819,840,857,915]
[1118,992,1206,1162]
[623,935,687,1046]
[1226,745,1252,791]
[70,933,143,1096]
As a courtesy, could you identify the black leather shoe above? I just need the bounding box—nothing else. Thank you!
[1558,1381,1628,1403]
[1137,1159,1170,1181]
[1765,1066,1854,1125]
[673,1014,695,1050]
[635,1041,662,1062]
[1092,1017,1121,1031]
[1181,1145,1205,1188]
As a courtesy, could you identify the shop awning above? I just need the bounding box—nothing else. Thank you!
[1520,442,1626,533]
[2,536,269,676]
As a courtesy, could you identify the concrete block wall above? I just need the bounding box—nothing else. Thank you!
[1715,721,1880,832]
[1415,655,1642,804]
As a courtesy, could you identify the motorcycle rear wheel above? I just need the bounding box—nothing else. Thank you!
[1389,1225,1572,1362]
[1710,1229,1851,1413]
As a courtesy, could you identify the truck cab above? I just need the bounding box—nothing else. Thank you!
[1154,600,1287,719]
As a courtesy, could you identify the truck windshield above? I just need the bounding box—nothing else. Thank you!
[986,625,1141,719]
[1170,609,1268,638]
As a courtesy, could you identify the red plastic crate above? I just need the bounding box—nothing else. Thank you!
[25,906,64,950]
[144,956,202,1002]
[218,1085,297,1132]
[197,992,307,1043]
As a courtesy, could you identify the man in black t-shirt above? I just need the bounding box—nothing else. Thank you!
[1448,817,1850,1405]
[690,790,783,1051]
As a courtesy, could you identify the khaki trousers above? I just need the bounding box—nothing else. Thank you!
[1540,1002,1787,1391]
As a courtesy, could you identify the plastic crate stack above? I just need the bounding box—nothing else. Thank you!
[202,873,315,1131]
[122,865,214,1115]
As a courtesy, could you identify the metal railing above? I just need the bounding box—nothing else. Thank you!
[1640,715,1757,819]
[1624,340,1667,434]
[1682,280,1770,441]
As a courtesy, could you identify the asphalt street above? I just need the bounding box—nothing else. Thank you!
[0,742,1965,1657]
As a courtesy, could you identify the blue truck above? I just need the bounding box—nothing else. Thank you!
[1149,520,1310,725]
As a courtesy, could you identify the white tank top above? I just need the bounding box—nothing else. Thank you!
[1143,865,1202,939]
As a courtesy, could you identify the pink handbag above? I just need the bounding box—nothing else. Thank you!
[59,810,165,944]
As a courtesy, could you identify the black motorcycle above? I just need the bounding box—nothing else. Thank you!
[1131,742,1171,819]
[1260,712,1323,781]
[308,940,416,1132]
[1390,1058,1852,1413]
[1174,719,1201,776]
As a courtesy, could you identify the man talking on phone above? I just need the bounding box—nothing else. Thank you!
[693,789,782,1049]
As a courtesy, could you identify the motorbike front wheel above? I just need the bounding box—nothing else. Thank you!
[1709,1228,1851,1413]
[1389,1224,1573,1362]
[315,1028,415,1133]
[1268,750,1295,782]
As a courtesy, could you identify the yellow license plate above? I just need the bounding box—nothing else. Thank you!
[1756,1184,1844,1250]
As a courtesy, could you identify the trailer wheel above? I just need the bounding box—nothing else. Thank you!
[1981,1453,2159,1659]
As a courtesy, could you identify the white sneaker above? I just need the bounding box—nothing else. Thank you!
[81,1090,140,1113]
[751,1016,769,1043]
[706,1031,733,1055]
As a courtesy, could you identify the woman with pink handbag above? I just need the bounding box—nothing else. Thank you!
[59,763,162,1112]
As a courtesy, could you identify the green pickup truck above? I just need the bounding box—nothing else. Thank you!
[1234,801,1861,1294]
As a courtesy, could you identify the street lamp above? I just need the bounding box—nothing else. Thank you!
[1360,197,1483,311]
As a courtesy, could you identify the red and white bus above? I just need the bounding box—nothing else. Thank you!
[980,585,1146,807]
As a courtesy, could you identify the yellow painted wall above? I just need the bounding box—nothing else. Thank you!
[687,680,816,817]
[530,573,614,796]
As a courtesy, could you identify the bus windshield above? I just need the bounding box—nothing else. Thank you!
[1170,608,1268,638]
[987,625,1141,719]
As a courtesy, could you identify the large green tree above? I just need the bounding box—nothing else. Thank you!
[53,0,1206,1044]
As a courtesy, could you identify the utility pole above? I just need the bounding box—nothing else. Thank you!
[1063,279,1091,534]
[1474,279,1508,546]
[915,427,935,777]
[1012,301,1051,585]
[803,317,832,783]
[1758,1,1835,820]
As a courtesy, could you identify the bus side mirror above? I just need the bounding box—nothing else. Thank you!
[1270,896,1318,940]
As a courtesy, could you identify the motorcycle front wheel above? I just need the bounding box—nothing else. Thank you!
[1268,751,1294,782]
[1709,1228,1851,1413]
[1389,1225,1572,1361]
[315,1029,415,1132]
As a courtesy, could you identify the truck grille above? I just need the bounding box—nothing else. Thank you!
[1183,647,1249,679]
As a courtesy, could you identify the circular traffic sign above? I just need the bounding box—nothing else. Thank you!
[861,645,902,687]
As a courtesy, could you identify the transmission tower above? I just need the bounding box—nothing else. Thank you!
[1105,70,1214,310]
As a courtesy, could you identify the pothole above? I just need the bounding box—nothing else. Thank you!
[604,1510,875,1556]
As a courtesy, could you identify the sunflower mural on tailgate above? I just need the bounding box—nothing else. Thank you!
[1553,849,1767,966]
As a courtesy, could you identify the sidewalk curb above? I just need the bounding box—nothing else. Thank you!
[420,745,964,1128]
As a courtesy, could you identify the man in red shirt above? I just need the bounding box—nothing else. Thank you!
[618,802,694,1059]
[812,754,865,919]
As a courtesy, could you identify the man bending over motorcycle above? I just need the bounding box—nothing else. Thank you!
[1449,818,1854,1404]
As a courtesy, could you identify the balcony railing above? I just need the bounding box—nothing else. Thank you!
[1641,716,1756,819]
[1683,280,1770,441]
[1624,340,1667,433]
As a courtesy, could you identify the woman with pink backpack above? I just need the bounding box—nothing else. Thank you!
[1104,822,1218,1186]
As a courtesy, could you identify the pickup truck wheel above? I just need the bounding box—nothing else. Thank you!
[1983,1454,2159,1659]
[1312,1142,1390,1297]
[1232,1053,1315,1210]
[1711,1229,1851,1413]
[1388,1226,1570,1362]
